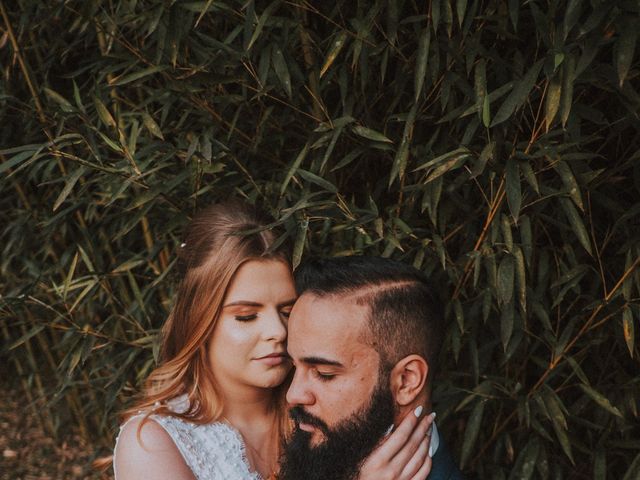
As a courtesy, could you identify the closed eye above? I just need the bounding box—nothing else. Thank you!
[314,370,336,382]
[235,314,258,322]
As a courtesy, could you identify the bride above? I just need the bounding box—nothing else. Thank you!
[113,201,434,479]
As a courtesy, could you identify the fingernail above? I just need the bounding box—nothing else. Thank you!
[414,405,423,418]
[384,424,394,437]
[430,411,437,419]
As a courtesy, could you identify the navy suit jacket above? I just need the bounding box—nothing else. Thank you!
[429,435,466,480]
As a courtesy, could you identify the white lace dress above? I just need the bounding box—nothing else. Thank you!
[114,395,262,480]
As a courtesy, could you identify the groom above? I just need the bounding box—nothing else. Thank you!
[280,256,465,480]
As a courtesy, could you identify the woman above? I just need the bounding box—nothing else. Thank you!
[113,201,434,480]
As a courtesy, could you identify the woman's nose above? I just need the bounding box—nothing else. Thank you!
[264,308,287,342]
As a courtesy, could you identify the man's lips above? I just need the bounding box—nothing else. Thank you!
[298,422,316,433]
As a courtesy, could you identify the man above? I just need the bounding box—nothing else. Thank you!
[280,256,465,480]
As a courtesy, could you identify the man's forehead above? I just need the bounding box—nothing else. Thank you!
[289,292,370,354]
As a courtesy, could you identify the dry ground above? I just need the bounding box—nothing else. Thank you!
[0,382,111,480]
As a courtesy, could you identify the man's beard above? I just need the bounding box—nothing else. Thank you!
[279,375,395,480]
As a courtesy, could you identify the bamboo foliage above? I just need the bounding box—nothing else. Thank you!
[1,0,639,478]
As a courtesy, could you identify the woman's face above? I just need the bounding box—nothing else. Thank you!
[208,259,296,392]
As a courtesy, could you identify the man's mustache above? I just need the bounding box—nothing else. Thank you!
[289,406,330,435]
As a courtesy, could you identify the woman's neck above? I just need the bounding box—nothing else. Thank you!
[220,386,281,478]
[221,385,278,431]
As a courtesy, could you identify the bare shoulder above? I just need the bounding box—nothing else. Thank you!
[114,416,195,480]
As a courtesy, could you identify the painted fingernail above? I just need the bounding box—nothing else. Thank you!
[414,405,423,418]
[384,424,394,437]
[430,411,437,419]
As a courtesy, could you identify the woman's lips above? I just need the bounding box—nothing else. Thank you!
[255,353,289,366]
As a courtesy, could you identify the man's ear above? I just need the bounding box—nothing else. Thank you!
[389,355,429,406]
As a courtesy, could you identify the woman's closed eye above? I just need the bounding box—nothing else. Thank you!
[235,313,258,322]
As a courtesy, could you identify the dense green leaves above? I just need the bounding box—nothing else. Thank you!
[1,0,639,478]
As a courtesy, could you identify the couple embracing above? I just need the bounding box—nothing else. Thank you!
[113,202,466,480]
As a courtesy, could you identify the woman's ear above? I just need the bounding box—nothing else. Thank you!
[389,355,429,406]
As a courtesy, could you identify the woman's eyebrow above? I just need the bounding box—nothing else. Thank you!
[223,301,262,308]
[277,298,297,308]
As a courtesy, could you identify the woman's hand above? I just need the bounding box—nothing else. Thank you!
[357,407,435,480]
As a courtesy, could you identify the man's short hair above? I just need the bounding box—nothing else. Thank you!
[294,256,444,376]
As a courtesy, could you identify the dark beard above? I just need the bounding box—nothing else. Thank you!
[279,379,395,480]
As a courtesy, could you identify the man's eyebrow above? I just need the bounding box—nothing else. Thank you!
[301,356,344,368]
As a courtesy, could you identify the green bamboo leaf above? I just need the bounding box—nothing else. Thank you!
[622,452,640,480]
[414,28,431,101]
[560,52,576,127]
[297,169,338,193]
[550,411,574,463]
[579,384,623,418]
[507,437,540,480]
[63,251,79,302]
[593,450,606,480]
[559,197,592,255]
[514,246,526,313]
[616,17,638,87]
[431,0,441,32]
[53,167,85,212]
[508,0,520,30]
[543,387,568,430]
[0,147,43,175]
[9,325,45,350]
[281,142,310,195]
[505,157,522,222]
[320,31,348,78]
[44,87,74,112]
[272,45,292,98]
[443,0,453,37]
[456,0,467,28]
[520,161,539,194]
[94,96,116,129]
[474,59,487,120]
[194,0,216,28]
[424,155,467,184]
[491,60,543,127]
[141,112,164,140]
[501,214,513,252]
[622,306,634,358]
[554,160,584,211]
[292,218,308,269]
[544,75,561,130]
[390,135,410,187]
[352,125,393,143]
[246,0,282,51]
[109,65,167,86]
[498,255,515,306]
[470,141,493,178]
[460,400,485,468]
[414,147,471,172]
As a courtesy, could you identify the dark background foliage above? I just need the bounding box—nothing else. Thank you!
[1,0,639,478]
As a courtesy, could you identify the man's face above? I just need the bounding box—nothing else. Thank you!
[282,292,396,480]
[286,292,383,445]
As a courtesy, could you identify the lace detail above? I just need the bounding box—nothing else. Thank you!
[114,395,263,480]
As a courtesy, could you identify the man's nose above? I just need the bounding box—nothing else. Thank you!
[286,369,314,406]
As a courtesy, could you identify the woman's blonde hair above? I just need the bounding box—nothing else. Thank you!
[126,200,290,430]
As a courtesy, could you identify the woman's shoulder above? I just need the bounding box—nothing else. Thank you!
[114,397,262,480]
[114,414,195,480]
